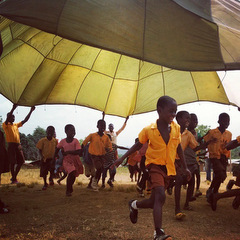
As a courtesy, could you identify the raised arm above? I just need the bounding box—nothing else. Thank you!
[114,141,142,167]
[5,104,17,124]
[22,106,36,125]
[116,116,129,136]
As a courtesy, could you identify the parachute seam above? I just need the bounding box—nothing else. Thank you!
[45,43,84,104]
[103,55,123,114]
[74,49,102,105]
[190,72,200,101]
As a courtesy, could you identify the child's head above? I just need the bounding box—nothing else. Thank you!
[108,123,114,132]
[46,126,55,138]
[189,113,198,129]
[97,119,106,133]
[176,111,190,129]
[218,113,230,130]
[7,112,15,123]
[65,124,75,138]
[157,96,177,124]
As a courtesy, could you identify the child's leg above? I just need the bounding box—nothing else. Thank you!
[174,174,183,214]
[184,175,195,209]
[57,172,67,184]
[196,166,201,190]
[109,166,116,181]
[210,189,240,211]
[102,168,107,186]
[66,171,76,195]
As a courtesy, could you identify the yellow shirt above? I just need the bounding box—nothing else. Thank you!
[82,133,112,156]
[2,122,23,143]
[181,129,198,151]
[176,129,198,159]
[138,121,181,176]
[204,128,232,159]
[36,137,58,162]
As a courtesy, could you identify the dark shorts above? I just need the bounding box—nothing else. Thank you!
[40,158,55,177]
[7,143,24,165]
[210,156,227,182]
[147,164,170,189]
[90,155,106,170]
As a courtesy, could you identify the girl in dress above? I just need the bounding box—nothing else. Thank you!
[55,124,83,196]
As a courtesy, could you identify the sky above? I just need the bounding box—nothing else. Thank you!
[0,71,240,148]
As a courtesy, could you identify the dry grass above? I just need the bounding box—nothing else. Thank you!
[0,166,240,240]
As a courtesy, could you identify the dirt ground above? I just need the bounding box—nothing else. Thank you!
[0,166,239,240]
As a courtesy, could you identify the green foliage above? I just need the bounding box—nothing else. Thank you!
[20,126,46,161]
[196,124,211,137]
[79,139,83,145]
[231,146,240,159]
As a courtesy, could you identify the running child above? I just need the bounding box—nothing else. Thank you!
[114,96,191,240]
[55,124,83,196]
[36,126,58,190]
[82,119,112,191]
[204,113,232,203]
[2,104,35,183]
[210,136,240,211]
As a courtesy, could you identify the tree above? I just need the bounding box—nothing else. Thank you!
[196,124,211,137]
[20,126,46,161]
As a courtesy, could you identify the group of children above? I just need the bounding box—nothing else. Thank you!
[1,96,240,240]
[114,96,240,240]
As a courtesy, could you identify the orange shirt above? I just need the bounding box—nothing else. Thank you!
[2,121,23,143]
[181,129,198,151]
[36,137,58,162]
[82,133,112,156]
[128,151,141,166]
[204,128,232,159]
[176,129,198,159]
[138,121,181,176]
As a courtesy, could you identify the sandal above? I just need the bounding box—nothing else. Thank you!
[175,212,186,220]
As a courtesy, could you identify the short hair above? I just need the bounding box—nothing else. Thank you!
[157,96,176,109]
[176,111,189,121]
[65,124,74,132]
[108,123,114,127]
[7,112,13,118]
[97,119,106,126]
[218,113,230,121]
[46,126,55,132]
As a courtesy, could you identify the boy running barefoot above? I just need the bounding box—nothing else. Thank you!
[114,96,191,240]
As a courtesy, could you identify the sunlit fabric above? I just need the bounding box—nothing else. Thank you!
[0,0,240,71]
[0,18,231,117]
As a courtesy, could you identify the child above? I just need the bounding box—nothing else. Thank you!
[55,124,83,196]
[2,104,35,183]
[55,150,67,185]
[210,137,240,211]
[204,113,232,202]
[188,113,203,198]
[36,126,58,190]
[82,119,112,191]
[82,143,95,189]
[0,129,9,184]
[114,96,191,240]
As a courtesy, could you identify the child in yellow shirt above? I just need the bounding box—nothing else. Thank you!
[204,113,232,202]
[114,96,191,240]
[36,126,58,190]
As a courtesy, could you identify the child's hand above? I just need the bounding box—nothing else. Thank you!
[184,168,192,181]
